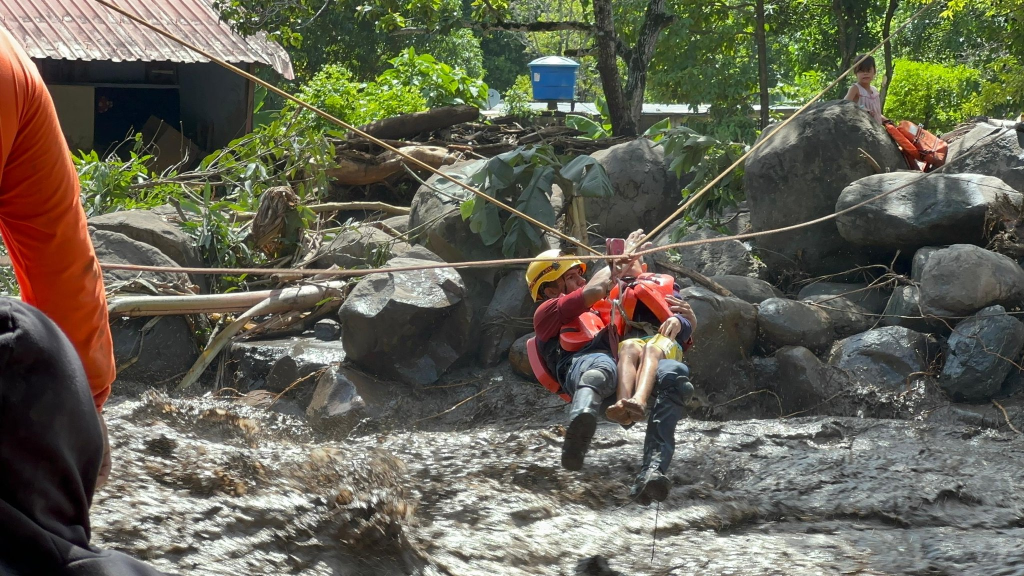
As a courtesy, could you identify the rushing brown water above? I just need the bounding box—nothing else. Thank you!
[92,367,1024,575]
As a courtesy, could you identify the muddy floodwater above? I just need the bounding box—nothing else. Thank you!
[92,370,1024,575]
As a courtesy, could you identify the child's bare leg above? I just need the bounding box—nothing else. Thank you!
[624,344,666,420]
[606,342,642,425]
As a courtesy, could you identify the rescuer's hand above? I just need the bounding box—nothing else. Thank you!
[666,296,697,332]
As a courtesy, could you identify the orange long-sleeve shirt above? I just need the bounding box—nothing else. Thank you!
[0,28,115,409]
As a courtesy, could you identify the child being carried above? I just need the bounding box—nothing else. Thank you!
[601,231,694,426]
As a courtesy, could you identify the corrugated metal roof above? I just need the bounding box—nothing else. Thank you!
[0,0,294,79]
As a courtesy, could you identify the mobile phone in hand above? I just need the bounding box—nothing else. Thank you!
[606,238,625,256]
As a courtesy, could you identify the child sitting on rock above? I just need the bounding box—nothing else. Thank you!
[844,54,886,124]
[602,232,694,426]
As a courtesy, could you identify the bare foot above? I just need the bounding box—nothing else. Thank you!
[605,400,634,426]
[623,398,647,421]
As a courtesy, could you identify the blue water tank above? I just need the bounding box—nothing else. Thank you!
[528,56,580,101]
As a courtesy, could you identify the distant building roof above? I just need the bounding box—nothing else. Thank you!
[0,0,294,79]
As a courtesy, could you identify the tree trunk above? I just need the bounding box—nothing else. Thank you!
[623,0,675,136]
[880,0,899,110]
[592,0,635,136]
[754,0,770,129]
[831,0,861,72]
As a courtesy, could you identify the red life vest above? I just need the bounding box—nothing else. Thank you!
[526,336,571,402]
[558,311,606,352]
[598,273,676,336]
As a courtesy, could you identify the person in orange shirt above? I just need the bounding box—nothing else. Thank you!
[0,27,167,575]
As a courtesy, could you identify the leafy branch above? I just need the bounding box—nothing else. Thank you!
[459,145,613,257]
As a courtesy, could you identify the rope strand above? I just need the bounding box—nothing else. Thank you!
[89,0,600,256]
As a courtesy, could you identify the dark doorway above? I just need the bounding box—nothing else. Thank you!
[93,87,180,158]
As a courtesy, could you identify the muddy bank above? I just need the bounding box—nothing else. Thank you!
[92,372,1024,576]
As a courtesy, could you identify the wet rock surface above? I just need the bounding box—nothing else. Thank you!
[940,305,1024,402]
[797,281,891,315]
[756,298,834,354]
[801,294,876,338]
[711,275,781,304]
[828,326,937,389]
[672,229,766,279]
[918,244,1024,316]
[946,124,1024,193]
[744,100,905,276]
[835,172,1022,251]
[339,257,472,385]
[586,138,680,240]
[93,378,1024,576]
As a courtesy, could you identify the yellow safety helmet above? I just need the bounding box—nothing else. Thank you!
[525,249,586,302]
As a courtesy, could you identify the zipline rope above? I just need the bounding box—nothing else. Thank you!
[636,0,942,247]
[98,128,1007,279]
[87,0,976,282]
[90,0,600,256]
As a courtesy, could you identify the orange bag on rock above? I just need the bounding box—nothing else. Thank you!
[884,120,948,171]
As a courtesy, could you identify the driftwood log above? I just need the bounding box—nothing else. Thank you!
[326,145,462,186]
[354,105,480,140]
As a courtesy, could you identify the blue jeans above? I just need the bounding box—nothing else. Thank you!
[642,360,692,475]
[562,351,692,476]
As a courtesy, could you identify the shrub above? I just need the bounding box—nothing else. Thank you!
[884,58,981,133]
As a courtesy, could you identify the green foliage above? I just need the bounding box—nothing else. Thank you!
[459,146,613,257]
[884,58,981,133]
[481,32,533,92]
[411,29,486,80]
[377,48,489,108]
[566,115,611,139]
[290,48,486,132]
[660,127,748,232]
[503,75,537,119]
[293,64,426,131]
[566,98,613,138]
[75,136,179,217]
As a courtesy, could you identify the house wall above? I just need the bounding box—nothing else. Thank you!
[47,85,95,152]
[37,60,253,156]
[178,63,252,152]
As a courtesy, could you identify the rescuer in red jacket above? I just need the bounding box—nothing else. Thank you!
[526,232,696,505]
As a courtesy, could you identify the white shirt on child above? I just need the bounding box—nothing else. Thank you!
[855,84,883,124]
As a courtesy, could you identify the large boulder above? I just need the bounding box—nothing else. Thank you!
[408,159,508,263]
[801,294,876,338]
[881,285,948,335]
[773,346,836,414]
[946,124,1024,193]
[670,229,766,279]
[228,337,346,392]
[305,365,389,432]
[509,333,534,380]
[312,225,412,269]
[586,138,681,240]
[836,172,1022,251]
[756,298,834,354]
[828,326,937,389]
[744,100,906,276]
[479,271,535,366]
[797,281,891,315]
[339,257,472,386]
[91,229,192,289]
[110,316,198,393]
[918,244,1024,316]
[939,305,1024,402]
[678,287,758,385]
[88,209,202,271]
[711,275,782,304]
